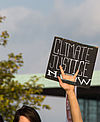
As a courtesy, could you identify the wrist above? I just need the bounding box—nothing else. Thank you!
[66,89,75,96]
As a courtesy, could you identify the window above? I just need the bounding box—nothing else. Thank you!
[79,99,100,122]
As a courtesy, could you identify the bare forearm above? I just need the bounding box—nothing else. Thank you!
[67,90,83,122]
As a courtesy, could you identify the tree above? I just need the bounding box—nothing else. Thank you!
[0,16,50,121]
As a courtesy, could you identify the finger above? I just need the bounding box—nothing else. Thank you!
[73,69,79,78]
[57,76,63,87]
[59,65,64,76]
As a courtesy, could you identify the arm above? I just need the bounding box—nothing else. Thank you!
[58,66,83,122]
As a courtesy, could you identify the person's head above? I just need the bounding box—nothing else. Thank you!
[13,105,41,122]
[0,115,4,122]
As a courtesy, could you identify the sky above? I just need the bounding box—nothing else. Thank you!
[0,0,100,121]
[0,0,100,74]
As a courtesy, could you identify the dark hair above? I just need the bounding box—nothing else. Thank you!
[13,105,41,122]
[0,115,4,122]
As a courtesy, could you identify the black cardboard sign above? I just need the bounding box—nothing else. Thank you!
[45,37,98,87]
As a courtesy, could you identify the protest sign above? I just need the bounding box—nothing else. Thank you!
[45,37,98,87]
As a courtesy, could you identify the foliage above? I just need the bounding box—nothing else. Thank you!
[0,16,50,121]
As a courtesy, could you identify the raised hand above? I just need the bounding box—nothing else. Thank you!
[58,65,79,92]
[58,66,83,122]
